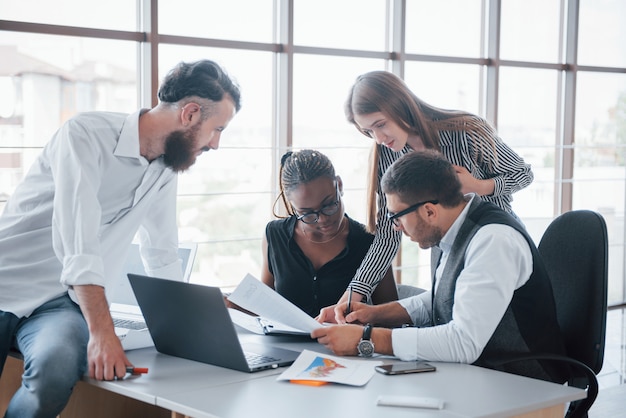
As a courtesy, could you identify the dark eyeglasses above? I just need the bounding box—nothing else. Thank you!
[386,200,439,226]
[294,183,341,224]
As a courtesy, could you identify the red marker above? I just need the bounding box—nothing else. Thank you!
[126,366,149,375]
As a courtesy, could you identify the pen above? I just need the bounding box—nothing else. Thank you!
[126,366,149,375]
[345,285,353,317]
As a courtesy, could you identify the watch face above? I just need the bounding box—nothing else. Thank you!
[358,340,375,357]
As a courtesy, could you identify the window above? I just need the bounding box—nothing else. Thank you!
[1,0,625,305]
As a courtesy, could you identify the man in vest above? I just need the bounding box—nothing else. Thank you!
[312,150,567,382]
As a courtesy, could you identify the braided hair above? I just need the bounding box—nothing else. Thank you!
[273,149,336,218]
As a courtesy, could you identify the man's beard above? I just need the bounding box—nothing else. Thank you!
[162,125,200,172]
[412,213,443,250]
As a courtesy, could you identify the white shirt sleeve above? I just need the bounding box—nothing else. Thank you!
[49,119,108,288]
[392,224,532,362]
[397,291,432,327]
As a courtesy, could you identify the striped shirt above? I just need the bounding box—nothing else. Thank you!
[348,119,533,298]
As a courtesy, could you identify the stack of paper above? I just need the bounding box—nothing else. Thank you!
[227,273,321,336]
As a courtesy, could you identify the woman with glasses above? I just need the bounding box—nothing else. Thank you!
[261,149,398,318]
[318,70,532,323]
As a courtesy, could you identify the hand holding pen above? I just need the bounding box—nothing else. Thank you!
[344,285,353,319]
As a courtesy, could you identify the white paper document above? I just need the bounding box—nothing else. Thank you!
[228,308,309,336]
[277,349,381,386]
[228,273,322,334]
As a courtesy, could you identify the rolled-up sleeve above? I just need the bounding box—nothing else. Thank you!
[49,119,107,288]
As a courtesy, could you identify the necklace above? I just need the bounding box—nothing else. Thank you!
[301,217,346,245]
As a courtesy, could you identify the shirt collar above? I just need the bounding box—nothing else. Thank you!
[438,193,477,254]
[113,109,148,163]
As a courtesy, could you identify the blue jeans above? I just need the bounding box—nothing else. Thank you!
[0,294,88,418]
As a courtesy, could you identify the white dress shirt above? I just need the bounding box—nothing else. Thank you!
[391,194,532,363]
[0,110,182,318]
[349,120,533,299]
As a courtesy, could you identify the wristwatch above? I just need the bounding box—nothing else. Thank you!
[357,324,375,357]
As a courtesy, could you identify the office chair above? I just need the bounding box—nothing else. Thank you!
[539,210,608,417]
[499,210,608,418]
[396,284,426,299]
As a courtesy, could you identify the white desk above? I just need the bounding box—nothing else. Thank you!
[156,361,584,418]
[80,332,584,418]
[82,347,285,404]
[0,331,586,418]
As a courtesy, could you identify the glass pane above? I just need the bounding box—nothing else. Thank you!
[189,239,263,289]
[0,0,137,31]
[500,0,561,63]
[293,0,386,51]
[576,72,626,148]
[158,0,274,43]
[578,0,626,68]
[178,193,270,242]
[180,193,269,289]
[397,234,430,289]
[0,31,137,202]
[575,71,626,305]
[498,67,559,219]
[158,46,273,288]
[159,45,273,151]
[179,148,273,196]
[405,0,482,58]
[292,54,385,212]
[404,62,481,115]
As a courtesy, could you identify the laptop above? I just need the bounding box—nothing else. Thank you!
[127,273,301,373]
[112,243,197,350]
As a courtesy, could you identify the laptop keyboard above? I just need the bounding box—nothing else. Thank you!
[113,318,147,330]
[244,351,279,366]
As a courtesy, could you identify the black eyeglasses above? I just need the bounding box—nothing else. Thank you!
[386,200,439,226]
[294,183,341,224]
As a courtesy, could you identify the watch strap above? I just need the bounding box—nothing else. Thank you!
[362,323,373,340]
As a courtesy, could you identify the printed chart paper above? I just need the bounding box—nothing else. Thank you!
[277,349,381,386]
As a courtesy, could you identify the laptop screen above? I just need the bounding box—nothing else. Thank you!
[108,243,197,305]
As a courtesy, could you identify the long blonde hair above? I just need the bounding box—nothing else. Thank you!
[345,71,497,232]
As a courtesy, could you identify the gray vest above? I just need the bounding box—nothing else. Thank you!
[432,199,567,382]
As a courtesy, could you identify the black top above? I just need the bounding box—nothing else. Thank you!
[265,215,374,317]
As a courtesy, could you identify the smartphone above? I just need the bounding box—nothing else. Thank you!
[375,361,436,375]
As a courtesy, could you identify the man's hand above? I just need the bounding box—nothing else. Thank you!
[343,302,377,325]
[318,300,380,325]
[73,284,132,380]
[311,324,362,356]
[87,331,132,381]
[316,304,339,324]
[317,288,365,324]
[312,323,394,356]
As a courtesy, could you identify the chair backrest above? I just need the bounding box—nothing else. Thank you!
[538,210,608,374]
[396,284,426,299]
